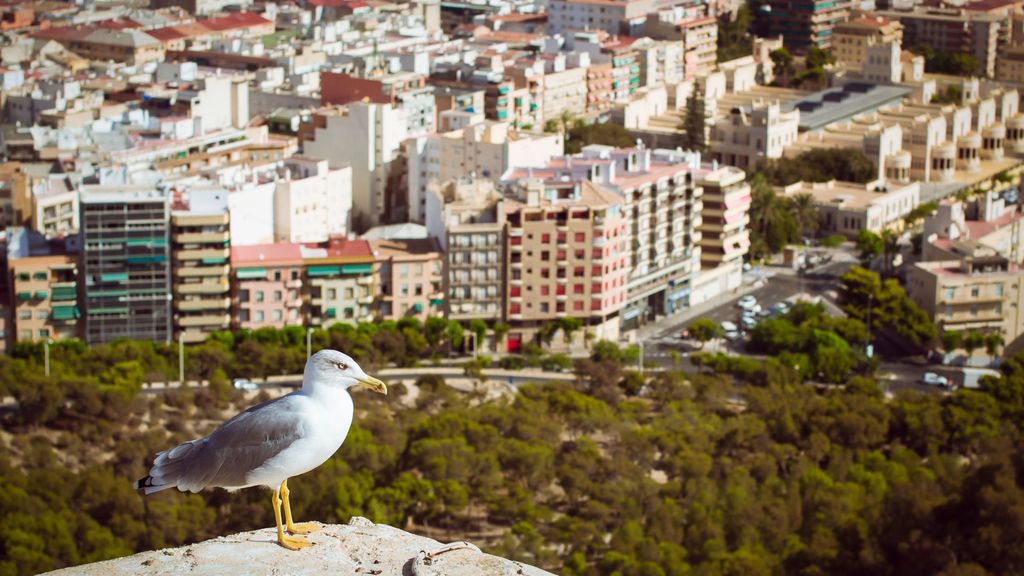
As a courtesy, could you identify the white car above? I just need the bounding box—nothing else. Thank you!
[720,320,738,333]
[922,372,950,388]
[741,315,758,329]
[233,378,259,391]
[736,295,758,310]
[723,329,742,342]
[770,302,790,316]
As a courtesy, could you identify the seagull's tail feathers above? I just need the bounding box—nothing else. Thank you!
[135,438,221,495]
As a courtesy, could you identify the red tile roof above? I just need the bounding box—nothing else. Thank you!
[146,26,190,42]
[232,242,307,266]
[200,11,273,31]
[95,17,140,30]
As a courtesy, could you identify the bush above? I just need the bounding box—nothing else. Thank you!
[820,234,846,248]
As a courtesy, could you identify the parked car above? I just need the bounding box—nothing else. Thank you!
[770,302,791,316]
[922,372,950,388]
[736,295,757,310]
[233,378,259,391]
[723,329,742,342]
[720,320,738,333]
[741,315,758,329]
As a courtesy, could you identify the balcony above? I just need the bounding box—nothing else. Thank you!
[286,298,303,308]
[286,278,303,289]
[358,295,374,305]
[176,247,230,261]
[175,280,230,295]
[177,297,231,311]
[174,231,229,244]
[357,275,374,285]
[177,265,230,277]
[178,313,231,327]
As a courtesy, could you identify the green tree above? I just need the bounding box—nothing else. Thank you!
[680,82,708,154]
[688,318,721,349]
[856,229,884,263]
[942,330,963,353]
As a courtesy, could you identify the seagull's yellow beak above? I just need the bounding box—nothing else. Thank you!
[357,375,387,395]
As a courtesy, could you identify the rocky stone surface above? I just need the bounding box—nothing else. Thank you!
[43,517,555,576]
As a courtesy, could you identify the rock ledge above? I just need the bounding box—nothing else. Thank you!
[43,517,555,576]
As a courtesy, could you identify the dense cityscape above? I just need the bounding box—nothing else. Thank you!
[2,0,1024,572]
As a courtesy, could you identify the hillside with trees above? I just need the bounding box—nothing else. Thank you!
[2,316,1024,575]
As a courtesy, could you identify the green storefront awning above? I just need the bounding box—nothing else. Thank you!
[202,257,227,264]
[17,291,31,301]
[308,265,341,277]
[101,272,129,282]
[52,306,79,321]
[126,237,167,247]
[51,286,77,301]
[342,264,372,274]
[430,298,444,306]
[326,307,337,318]
[236,267,267,279]
[126,255,166,264]
[35,290,48,299]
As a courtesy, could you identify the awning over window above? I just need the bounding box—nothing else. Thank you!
[308,265,341,277]
[236,267,267,279]
[342,264,372,274]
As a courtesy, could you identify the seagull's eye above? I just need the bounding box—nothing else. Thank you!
[336,362,348,371]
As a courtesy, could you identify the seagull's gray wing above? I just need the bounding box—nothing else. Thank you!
[136,394,308,494]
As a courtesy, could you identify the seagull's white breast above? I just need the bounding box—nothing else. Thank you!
[245,388,354,489]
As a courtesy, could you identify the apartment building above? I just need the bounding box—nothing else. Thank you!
[909,255,1024,354]
[833,15,904,67]
[877,7,1001,77]
[505,145,706,328]
[924,194,1024,265]
[761,0,853,53]
[38,27,165,66]
[546,0,655,36]
[406,118,563,223]
[301,102,407,227]
[503,179,629,350]
[697,165,749,270]
[274,157,353,243]
[425,179,506,324]
[7,228,79,344]
[304,239,377,326]
[231,243,305,330]
[30,177,78,238]
[644,10,717,80]
[80,185,172,345]
[711,101,800,170]
[633,38,685,89]
[371,238,445,321]
[779,179,921,237]
[171,189,231,344]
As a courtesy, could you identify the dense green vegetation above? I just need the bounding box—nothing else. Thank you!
[4,297,1022,576]
[910,46,980,77]
[717,5,753,62]
[748,174,802,258]
[680,83,709,154]
[564,121,637,154]
[759,148,877,186]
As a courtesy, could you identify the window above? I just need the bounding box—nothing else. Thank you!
[574,301,584,311]
[38,329,48,338]
[971,287,980,298]
[239,310,249,322]
[574,267,585,277]
[273,310,283,321]
[540,302,549,312]
[274,290,283,302]
[33,272,48,280]
[574,284,584,294]
[415,284,423,296]
[18,310,30,320]
[542,233,550,243]
[400,284,409,297]
[255,291,265,302]
[399,264,409,277]
[36,310,48,319]
[327,288,337,299]
[556,302,565,312]
[944,287,955,300]
[255,310,265,322]
[274,271,282,281]
[291,270,300,280]
[541,251,550,261]
[996,284,1005,297]
[575,232,585,242]
[511,303,521,314]
[344,288,354,299]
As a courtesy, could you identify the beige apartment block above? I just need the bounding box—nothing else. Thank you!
[504,179,629,351]
[711,101,800,170]
[698,165,750,269]
[9,254,79,344]
[304,240,377,326]
[171,189,231,344]
[909,255,1024,354]
[371,238,445,321]
[833,15,904,68]
[876,7,1000,77]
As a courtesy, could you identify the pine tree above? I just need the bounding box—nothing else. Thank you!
[680,83,708,154]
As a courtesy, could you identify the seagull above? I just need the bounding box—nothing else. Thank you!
[134,349,387,550]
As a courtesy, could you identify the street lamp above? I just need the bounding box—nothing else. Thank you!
[306,327,315,359]
[178,337,185,386]
[468,331,478,360]
[44,337,51,377]
[638,340,644,375]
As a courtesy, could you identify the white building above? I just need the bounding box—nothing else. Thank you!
[303,102,407,227]
[407,116,563,223]
[779,179,921,238]
[711,101,800,170]
[274,157,353,243]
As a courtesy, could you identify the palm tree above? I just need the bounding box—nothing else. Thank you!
[791,192,818,238]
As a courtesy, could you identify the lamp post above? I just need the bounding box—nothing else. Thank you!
[178,337,185,386]
[306,327,314,359]
[44,337,51,377]
[469,331,478,360]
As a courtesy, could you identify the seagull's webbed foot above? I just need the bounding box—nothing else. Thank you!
[278,533,312,550]
[287,522,320,535]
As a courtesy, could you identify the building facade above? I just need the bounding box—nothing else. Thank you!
[171,189,231,343]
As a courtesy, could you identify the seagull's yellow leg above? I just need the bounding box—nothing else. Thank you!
[272,487,310,550]
[281,479,319,535]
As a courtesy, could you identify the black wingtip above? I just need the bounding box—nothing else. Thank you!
[134,475,152,491]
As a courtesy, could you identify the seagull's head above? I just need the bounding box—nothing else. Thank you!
[305,349,387,395]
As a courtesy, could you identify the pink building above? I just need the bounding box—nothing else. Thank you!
[231,243,306,329]
[371,238,445,321]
